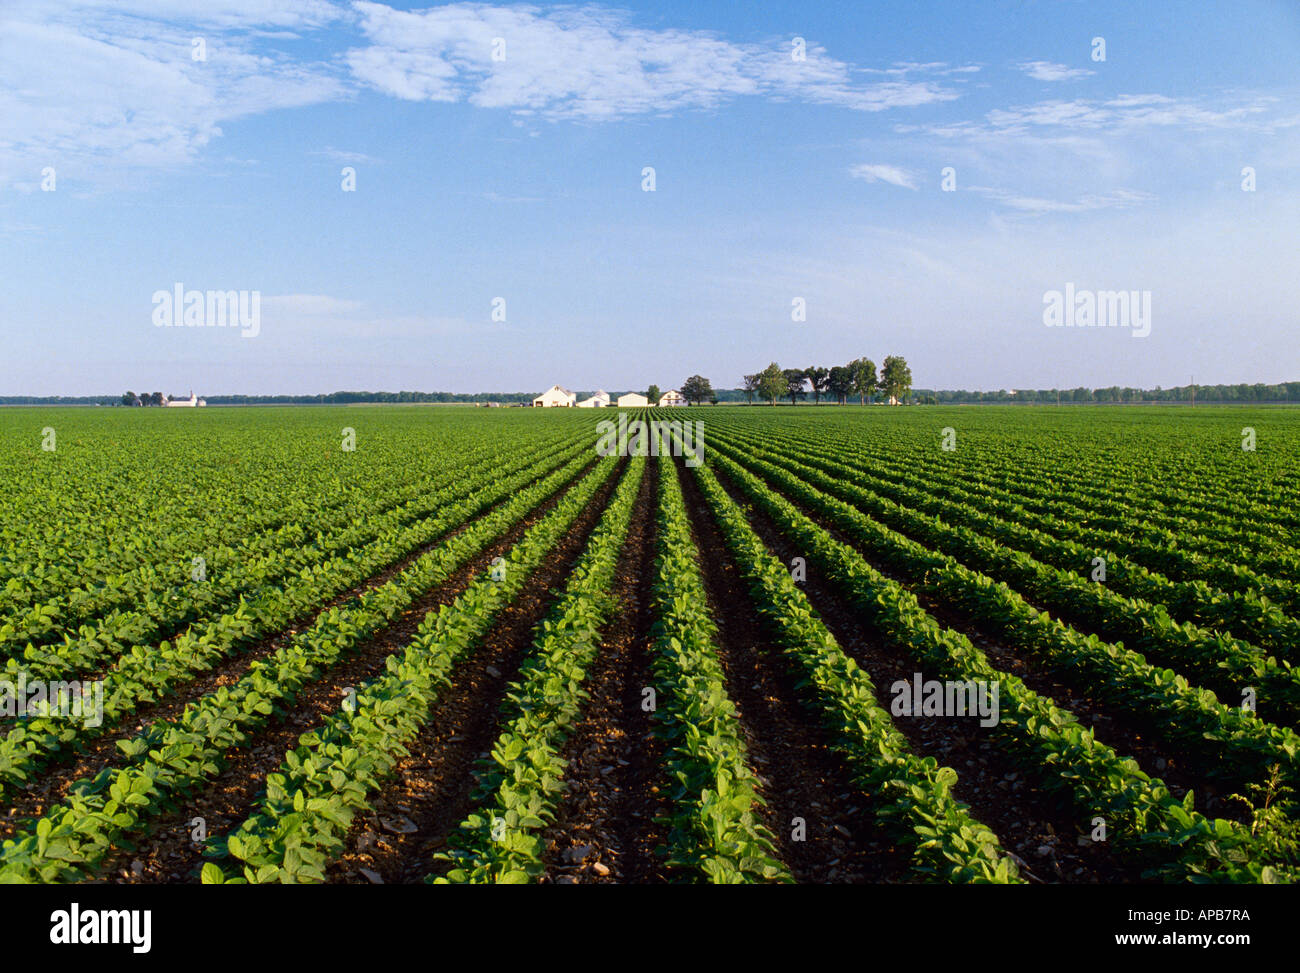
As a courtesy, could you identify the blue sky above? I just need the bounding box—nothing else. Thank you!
[2,0,1298,396]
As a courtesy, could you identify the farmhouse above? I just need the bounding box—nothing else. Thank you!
[657,389,687,407]
[577,390,610,408]
[532,385,577,407]
[165,391,206,407]
[616,392,648,408]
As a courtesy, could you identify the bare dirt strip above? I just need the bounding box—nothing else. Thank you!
[675,455,912,884]
[538,456,669,884]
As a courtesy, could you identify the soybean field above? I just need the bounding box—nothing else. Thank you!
[1,404,1297,884]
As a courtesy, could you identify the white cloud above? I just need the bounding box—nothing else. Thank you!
[36,1,345,30]
[346,2,967,120]
[310,147,384,165]
[848,164,917,189]
[1018,60,1093,83]
[888,91,1290,189]
[480,190,543,203]
[1104,94,1175,108]
[866,61,982,77]
[262,294,363,314]
[967,186,1156,213]
[0,2,346,187]
[981,96,1274,133]
[0,0,973,187]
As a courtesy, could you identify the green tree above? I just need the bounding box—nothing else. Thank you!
[121,391,137,407]
[757,363,785,406]
[782,368,807,405]
[741,373,760,404]
[880,356,912,404]
[805,366,829,404]
[849,358,877,405]
[827,366,852,404]
[681,375,713,405]
[646,384,661,405]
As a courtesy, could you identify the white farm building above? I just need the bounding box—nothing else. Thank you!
[657,389,687,407]
[616,392,649,408]
[577,390,610,408]
[166,391,206,407]
[532,385,577,407]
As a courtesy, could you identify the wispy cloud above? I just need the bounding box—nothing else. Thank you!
[0,1,346,186]
[310,147,384,165]
[346,2,969,119]
[1018,60,1093,82]
[480,190,544,203]
[0,0,973,187]
[967,186,1156,213]
[47,0,347,30]
[887,90,1290,187]
[263,294,363,314]
[848,163,917,189]
[929,94,1280,136]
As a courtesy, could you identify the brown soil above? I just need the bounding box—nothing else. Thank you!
[539,456,670,884]
[674,454,912,883]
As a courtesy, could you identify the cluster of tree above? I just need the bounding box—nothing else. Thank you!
[122,391,166,406]
[639,377,717,405]
[741,357,912,406]
[680,375,715,404]
[912,381,1300,404]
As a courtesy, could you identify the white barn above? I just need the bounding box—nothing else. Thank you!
[616,392,648,408]
[532,385,577,407]
[166,391,206,407]
[657,389,687,407]
[577,390,610,408]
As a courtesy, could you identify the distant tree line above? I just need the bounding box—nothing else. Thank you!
[910,382,1300,404]
[4,377,1298,407]
[1,390,538,406]
[739,357,912,405]
[206,390,541,405]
